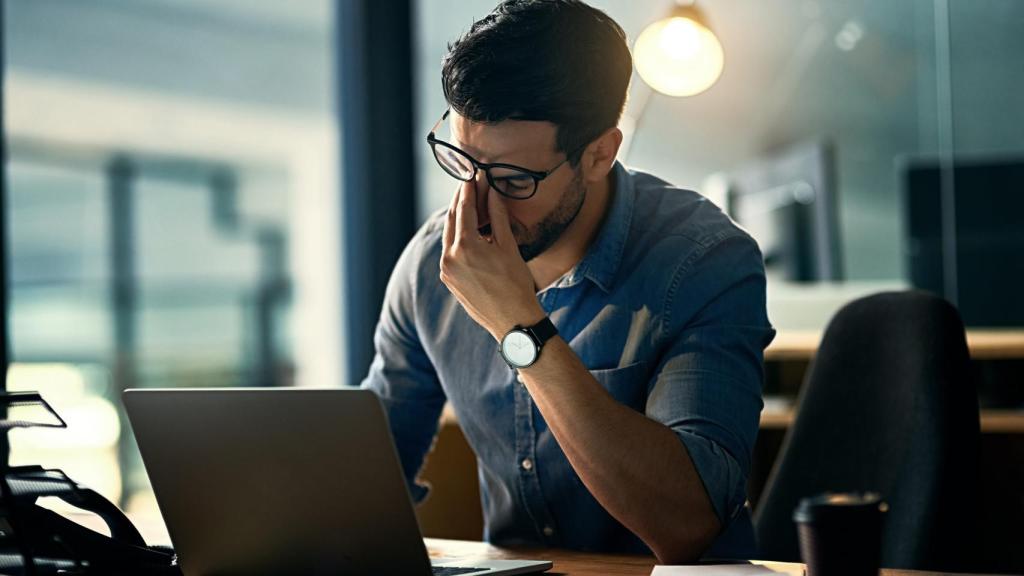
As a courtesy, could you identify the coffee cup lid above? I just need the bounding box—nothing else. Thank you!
[792,492,888,523]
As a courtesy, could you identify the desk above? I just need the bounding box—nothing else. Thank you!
[425,538,991,576]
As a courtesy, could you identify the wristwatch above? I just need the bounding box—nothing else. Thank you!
[499,317,558,369]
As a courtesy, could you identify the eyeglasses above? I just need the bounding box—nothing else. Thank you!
[426,109,579,200]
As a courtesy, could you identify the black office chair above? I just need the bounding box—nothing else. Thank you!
[754,291,979,571]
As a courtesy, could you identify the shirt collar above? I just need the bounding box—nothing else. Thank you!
[563,161,634,294]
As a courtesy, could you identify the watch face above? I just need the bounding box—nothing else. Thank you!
[501,330,537,367]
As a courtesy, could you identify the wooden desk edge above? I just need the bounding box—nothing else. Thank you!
[425,538,1002,576]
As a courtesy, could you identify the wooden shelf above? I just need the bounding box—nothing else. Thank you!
[976,410,1024,433]
[766,329,1024,361]
[965,331,1024,360]
[760,408,1024,433]
[447,403,1024,434]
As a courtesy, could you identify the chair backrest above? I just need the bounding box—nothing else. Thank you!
[754,291,979,571]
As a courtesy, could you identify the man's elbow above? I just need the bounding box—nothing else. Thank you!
[648,508,722,565]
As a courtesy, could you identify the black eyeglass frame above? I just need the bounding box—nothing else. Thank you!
[426,109,583,200]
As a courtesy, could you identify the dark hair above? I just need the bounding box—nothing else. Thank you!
[441,0,632,165]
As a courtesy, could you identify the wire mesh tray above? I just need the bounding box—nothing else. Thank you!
[0,393,67,432]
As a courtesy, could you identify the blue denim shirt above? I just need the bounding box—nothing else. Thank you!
[361,162,775,559]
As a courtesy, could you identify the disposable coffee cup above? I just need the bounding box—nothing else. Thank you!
[793,492,887,576]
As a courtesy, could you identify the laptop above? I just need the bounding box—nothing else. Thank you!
[123,388,552,576]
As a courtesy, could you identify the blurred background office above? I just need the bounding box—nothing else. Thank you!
[2,0,1023,570]
[4,0,340,521]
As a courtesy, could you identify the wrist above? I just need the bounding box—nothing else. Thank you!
[491,302,547,341]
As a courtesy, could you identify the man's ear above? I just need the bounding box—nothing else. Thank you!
[580,127,623,184]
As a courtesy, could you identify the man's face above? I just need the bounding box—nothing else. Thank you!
[448,111,586,261]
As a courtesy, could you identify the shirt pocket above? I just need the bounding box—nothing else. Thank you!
[588,362,648,412]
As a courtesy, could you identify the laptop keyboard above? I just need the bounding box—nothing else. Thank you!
[432,567,485,575]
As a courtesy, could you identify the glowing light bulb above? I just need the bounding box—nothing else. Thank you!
[634,13,724,97]
[659,17,702,60]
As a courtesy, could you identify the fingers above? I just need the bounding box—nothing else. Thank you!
[442,181,459,249]
[454,178,478,240]
[487,187,515,248]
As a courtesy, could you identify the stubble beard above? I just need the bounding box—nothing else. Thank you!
[513,170,587,262]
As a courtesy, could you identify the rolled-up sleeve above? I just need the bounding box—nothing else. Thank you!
[360,225,447,504]
[645,233,775,525]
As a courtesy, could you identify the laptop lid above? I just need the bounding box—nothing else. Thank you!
[123,388,433,576]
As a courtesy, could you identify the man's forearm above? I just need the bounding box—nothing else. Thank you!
[518,335,721,563]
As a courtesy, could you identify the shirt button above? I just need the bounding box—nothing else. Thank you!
[521,458,534,471]
[542,525,555,537]
[516,373,525,384]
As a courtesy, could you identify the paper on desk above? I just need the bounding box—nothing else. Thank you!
[652,561,804,576]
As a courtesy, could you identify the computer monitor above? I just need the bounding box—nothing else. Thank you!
[901,157,1024,327]
[720,141,843,282]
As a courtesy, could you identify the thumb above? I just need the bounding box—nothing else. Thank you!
[487,188,515,248]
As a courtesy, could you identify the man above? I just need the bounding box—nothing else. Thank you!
[361,0,774,563]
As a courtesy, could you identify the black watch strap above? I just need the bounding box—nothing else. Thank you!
[523,316,558,348]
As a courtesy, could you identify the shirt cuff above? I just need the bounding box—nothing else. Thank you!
[674,429,748,524]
